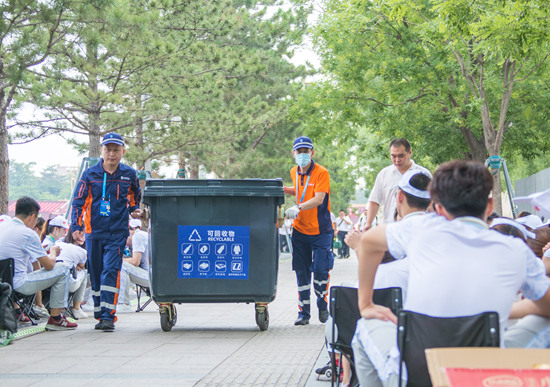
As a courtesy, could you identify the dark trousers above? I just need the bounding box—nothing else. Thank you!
[85,234,127,321]
[337,231,350,257]
[291,229,334,319]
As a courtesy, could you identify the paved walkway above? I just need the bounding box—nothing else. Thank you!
[1,253,358,386]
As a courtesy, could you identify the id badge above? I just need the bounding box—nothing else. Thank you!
[99,199,111,217]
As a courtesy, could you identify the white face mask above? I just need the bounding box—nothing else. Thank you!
[295,153,311,168]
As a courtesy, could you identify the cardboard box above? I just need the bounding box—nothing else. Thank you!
[425,348,550,387]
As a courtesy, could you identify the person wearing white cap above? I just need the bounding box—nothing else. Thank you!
[41,215,69,254]
[515,214,543,231]
[363,138,431,230]
[120,219,150,306]
[329,169,431,386]
[351,160,550,387]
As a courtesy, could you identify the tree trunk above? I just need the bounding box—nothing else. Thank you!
[459,125,486,162]
[0,111,8,214]
[135,95,145,170]
[189,159,199,179]
[177,152,186,179]
[87,41,101,157]
[492,171,503,216]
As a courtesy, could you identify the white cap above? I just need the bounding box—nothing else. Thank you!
[514,190,550,219]
[398,170,431,199]
[49,215,69,229]
[515,214,543,230]
[0,214,11,222]
[490,217,536,240]
[129,219,141,229]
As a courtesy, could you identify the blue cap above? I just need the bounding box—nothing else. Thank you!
[101,133,125,147]
[293,136,313,151]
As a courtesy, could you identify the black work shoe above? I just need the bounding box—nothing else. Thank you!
[95,319,115,332]
[294,316,310,326]
[319,309,329,323]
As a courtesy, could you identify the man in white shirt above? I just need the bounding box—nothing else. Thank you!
[0,196,77,330]
[352,160,550,387]
[336,210,353,258]
[364,138,430,229]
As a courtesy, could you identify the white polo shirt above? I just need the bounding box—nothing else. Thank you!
[131,229,149,270]
[368,161,431,224]
[386,213,549,330]
[0,218,48,289]
[55,241,87,267]
[336,216,353,232]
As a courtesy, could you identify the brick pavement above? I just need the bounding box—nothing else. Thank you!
[0,252,358,386]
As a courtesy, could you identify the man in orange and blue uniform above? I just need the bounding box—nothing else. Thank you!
[71,133,141,331]
[284,136,334,326]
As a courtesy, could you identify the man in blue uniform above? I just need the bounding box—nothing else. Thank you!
[71,133,141,331]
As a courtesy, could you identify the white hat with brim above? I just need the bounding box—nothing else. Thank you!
[514,190,550,220]
[129,219,141,228]
[49,215,69,229]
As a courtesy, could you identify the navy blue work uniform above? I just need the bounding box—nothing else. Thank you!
[71,160,141,322]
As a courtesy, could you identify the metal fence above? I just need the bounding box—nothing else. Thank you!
[515,167,550,215]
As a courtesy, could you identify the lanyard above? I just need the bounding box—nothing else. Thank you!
[295,170,311,204]
[102,173,107,199]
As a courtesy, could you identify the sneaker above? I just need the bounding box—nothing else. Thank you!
[319,309,329,323]
[95,319,115,332]
[15,309,31,323]
[315,361,332,375]
[117,303,134,313]
[72,308,88,320]
[33,305,50,318]
[45,315,78,331]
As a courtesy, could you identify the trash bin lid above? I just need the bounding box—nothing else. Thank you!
[143,178,284,198]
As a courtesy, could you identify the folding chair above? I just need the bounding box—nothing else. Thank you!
[135,284,152,312]
[0,258,38,325]
[329,286,403,387]
[397,310,500,387]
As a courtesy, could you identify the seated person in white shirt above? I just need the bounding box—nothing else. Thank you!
[352,160,550,387]
[55,227,89,319]
[122,219,150,289]
[0,196,77,331]
[322,170,430,386]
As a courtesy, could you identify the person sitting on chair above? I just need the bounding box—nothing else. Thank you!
[0,196,77,331]
[122,219,150,292]
[55,226,89,320]
[318,170,430,386]
[352,160,550,387]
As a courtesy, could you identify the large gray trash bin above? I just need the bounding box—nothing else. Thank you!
[142,178,285,331]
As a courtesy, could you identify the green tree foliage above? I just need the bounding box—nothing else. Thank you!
[14,0,313,186]
[8,162,71,201]
[0,0,109,213]
[293,0,550,212]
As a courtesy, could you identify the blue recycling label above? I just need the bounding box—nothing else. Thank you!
[177,225,249,280]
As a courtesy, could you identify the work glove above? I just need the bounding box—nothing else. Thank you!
[285,204,301,219]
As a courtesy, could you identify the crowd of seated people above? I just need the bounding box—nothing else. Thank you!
[338,161,550,387]
[0,196,150,334]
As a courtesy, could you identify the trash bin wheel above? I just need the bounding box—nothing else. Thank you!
[255,303,269,331]
[159,303,177,332]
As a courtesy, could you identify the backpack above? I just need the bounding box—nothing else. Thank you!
[0,282,17,334]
